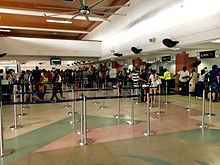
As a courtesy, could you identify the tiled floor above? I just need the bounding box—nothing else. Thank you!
[1,89,220,165]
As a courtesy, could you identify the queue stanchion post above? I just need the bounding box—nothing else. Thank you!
[10,87,23,130]
[69,87,80,124]
[163,81,170,104]
[127,91,137,125]
[93,83,100,104]
[114,86,124,119]
[205,87,216,117]
[64,84,71,109]
[23,85,27,108]
[198,90,209,128]
[78,96,93,145]
[185,85,191,111]
[0,101,13,157]
[156,85,165,114]
[76,93,84,135]
[23,85,30,108]
[18,87,27,117]
[99,84,107,110]
[30,84,33,103]
[143,93,157,136]
[149,88,153,108]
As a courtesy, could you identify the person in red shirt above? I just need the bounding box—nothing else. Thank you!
[47,70,52,83]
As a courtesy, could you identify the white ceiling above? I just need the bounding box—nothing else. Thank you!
[1,0,220,64]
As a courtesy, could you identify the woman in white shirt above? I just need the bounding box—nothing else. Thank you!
[148,70,160,104]
[189,69,198,93]
[195,69,205,98]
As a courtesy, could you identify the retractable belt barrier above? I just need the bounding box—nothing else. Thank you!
[2,86,213,150]
[6,91,180,106]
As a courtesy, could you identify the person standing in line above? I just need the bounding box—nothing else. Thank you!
[208,65,219,102]
[131,68,140,100]
[195,69,206,99]
[50,71,59,102]
[148,70,160,105]
[189,69,198,95]
[56,70,64,99]
[163,68,171,94]
[176,66,190,95]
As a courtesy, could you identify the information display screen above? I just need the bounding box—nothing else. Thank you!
[50,58,61,65]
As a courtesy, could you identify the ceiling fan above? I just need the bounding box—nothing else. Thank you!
[43,0,130,22]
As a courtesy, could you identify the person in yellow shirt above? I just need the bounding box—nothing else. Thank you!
[163,68,171,94]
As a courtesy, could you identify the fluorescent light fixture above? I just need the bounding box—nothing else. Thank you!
[0,26,88,34]
[168,47,181,51]
[0,29,11,32]
[211,39,220,43]
[46,19,72,24]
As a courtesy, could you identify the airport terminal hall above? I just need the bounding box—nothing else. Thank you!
[1,0,220,165]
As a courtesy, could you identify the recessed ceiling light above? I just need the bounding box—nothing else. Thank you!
[53,32,58,35]
[46,19,72,24]
[168,47,181,50]
[0,29,11,32]
[211,39,220,43]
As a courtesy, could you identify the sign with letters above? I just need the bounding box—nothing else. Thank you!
[161,56,172,62]
[199,50,218,59]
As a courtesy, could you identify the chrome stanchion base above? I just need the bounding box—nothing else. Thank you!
[142,130,157,136]
[99,106,108,110]
[68,118,80,124]
[1,149,13,157]
[76,129,89,135]
[156,111,165,115]
[68,111,78,116]
[78,138,94,146]
[205,113,216,116]
[196,123,210,128]
[163,101,171,104]
[21,106,30,109]
[114,114,124,118]
[10,125,23,130]
[17,113,28,117]
[93,101,100,104]
[64,105,71,108]
[185,107,190,112]
[126,120,138,125]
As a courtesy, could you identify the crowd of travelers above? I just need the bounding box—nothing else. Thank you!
[0,64,219,104]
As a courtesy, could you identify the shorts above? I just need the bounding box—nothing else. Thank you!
[211,82,218,92]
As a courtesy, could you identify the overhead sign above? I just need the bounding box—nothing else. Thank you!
[198,50,219,59]
[161,56,172,62]
[146,58,156,63]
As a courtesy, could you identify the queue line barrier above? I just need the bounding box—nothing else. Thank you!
[0,87,215,155]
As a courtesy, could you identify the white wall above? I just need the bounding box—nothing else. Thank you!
[85,0,220,60]
[1,37,102,57]
[20,65,77,71]
[198,57,220,72]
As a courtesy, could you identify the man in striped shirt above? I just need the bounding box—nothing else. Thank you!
[131,68,140,100]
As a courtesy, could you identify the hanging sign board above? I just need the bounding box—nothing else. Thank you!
[161,56,172,62]
[198,50,219,59]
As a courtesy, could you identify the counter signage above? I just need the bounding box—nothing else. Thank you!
[161,56,172,62]
[199,50,216,59]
